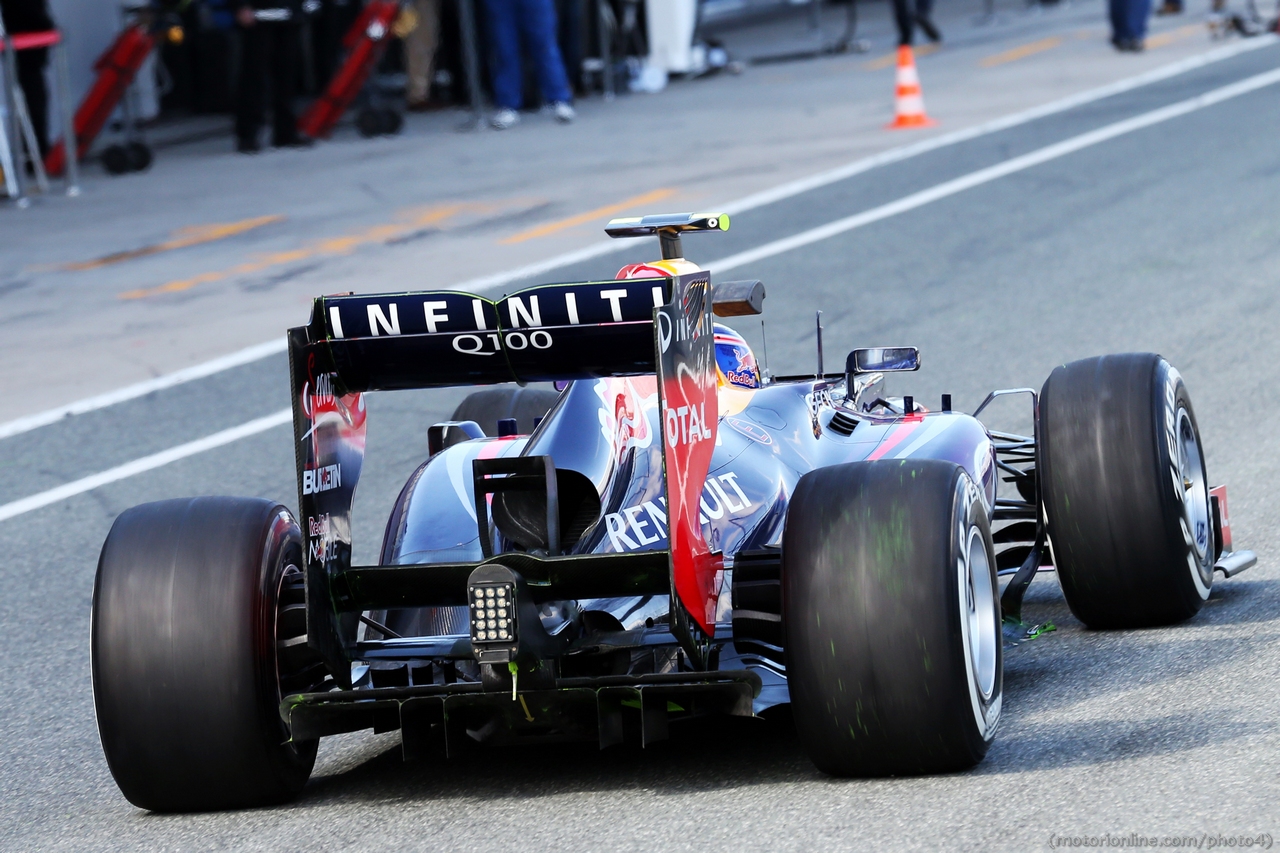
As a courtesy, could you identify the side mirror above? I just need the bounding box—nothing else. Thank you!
[846,347,920,374]
[712,280,765,317]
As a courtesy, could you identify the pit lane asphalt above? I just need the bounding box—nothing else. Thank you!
[3,45,1279,851]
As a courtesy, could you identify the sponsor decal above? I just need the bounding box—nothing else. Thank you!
[662,402,713,448]
[805,387,834,439]
[603,472,753,552]
[302,463,341,495]
[724,416,773,446]
[325,284,667,357]
[593,378,656,466]
[299,357,366,443]
[307,514,335,562]
[301,371,335,417]
[451,329,555,357]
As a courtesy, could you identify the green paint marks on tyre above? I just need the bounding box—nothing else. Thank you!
[869,500,912,595]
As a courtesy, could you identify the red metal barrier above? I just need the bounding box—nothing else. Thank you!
[0,30,61,51]
[297,0,400,139]
[43,24,156,177]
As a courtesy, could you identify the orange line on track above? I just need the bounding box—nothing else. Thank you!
[980,36,1063,68]
[61,215,285,271]
[117,204,473,300]
[500,188,678,244]
[1146,23,1203,48]
[863,43,939,71]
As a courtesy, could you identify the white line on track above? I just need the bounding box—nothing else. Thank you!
[0,36,1273,443]
[708,65,1280,273]
[0,409,292,523]
[451,37,1280,292]
[3,64,1279,525]
[0,339,288,441]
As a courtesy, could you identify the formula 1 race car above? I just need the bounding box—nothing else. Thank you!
[91,213,1256,811]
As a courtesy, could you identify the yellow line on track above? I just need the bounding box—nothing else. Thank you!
[980,36,1063,68]
[863,43,939,71]
[500,188,678,244]
[117,204,472,300]
[1146,23,1204,48]
[60,215,285,271]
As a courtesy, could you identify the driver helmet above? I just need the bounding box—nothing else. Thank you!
[714,324,761,390]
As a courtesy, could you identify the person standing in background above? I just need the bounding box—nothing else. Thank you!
[234,0,311,151]
[0,0,54,156]
[404,0,439,110]
[892,0,941,46]
[1109,0,1151,50]
[482,0,575,129]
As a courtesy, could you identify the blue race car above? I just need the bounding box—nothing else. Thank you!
[90,213,1255,810]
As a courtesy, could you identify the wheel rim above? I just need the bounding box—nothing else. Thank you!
[962,526,998,702]
[1176,407,1212,575]
[274,561,327,704]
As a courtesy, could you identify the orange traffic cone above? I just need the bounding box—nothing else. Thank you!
[886,46,936,129]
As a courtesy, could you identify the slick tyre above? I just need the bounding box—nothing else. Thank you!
[783,459,1002,776]
[450,385,561,437]
[92,497,318,811]
[1038,354,1214,628]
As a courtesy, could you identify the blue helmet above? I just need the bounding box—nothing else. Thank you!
[714,324,761,390]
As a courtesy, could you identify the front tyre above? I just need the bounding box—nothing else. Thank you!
[1038,354,1214,628]
[783,459,1002,776]
[92,497,318,811]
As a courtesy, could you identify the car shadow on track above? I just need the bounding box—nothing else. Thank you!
[983,712,1262,774]
[283,575,1275,806]
[302,710,816,807]
[1199,577,1280,624]
[988,573,1276,774]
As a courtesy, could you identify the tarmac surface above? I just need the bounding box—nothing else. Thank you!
[1,0,1270,417]
[1,12,1279,853]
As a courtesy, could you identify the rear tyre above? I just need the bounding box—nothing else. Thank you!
[1038,353,1213,628]
[92,497,318,811]
[783,459,1002,776]
[450,385,560,437]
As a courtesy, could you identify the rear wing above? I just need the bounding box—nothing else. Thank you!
[299,278,674,392]
[288,267,726,681]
